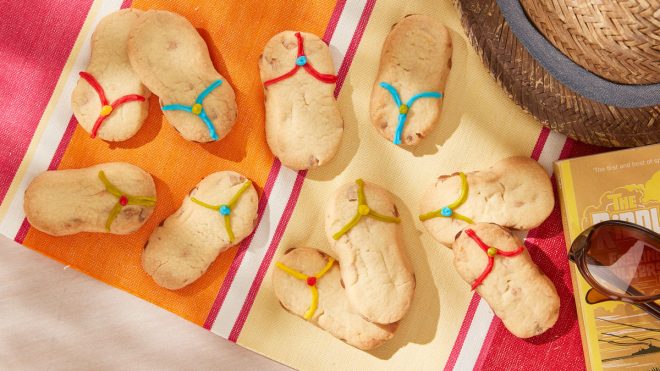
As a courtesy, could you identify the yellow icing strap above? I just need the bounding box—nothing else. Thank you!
[419,172,474,224]
[275,257,336,320]
[98,171,156,232]
[332,179,401,240]
[190,180,252,243]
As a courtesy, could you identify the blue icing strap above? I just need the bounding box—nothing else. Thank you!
[379,82,442,145]
[162,80,224,141]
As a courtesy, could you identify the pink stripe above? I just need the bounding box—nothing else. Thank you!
[333,0,376,95]
[530,127,550,161]
[203,160,282,329]
[227,170,307,342]
[322,0,347,43]
[443,293,482,371]
[14,219,30,244]
[0,0,93,206]
[225,0,378,342]
[48,116,78,171]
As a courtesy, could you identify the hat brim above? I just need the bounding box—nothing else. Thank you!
[455,0,660,147]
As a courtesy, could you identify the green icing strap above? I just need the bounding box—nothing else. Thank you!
[190,180,252,243]
[98,170,156,232]
[332,179,400,240]
[419,172,474,224]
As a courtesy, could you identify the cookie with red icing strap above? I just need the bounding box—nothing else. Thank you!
[24,162,156,236]
[259,31,343,170]
[72,9,151,142]
[452,223,560,338]
[272,247,397,350]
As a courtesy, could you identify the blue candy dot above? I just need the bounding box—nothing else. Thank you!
[296,56,307,66]
[441,207,453,217]
[220,205,231,216]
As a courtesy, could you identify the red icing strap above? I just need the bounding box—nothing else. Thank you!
[464,229,524,290]
[79,71,146,138]
[263,32,337,87]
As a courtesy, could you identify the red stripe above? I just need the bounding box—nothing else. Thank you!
[0,0,93,207]
[203,159,282,329]
[443,293,482,371]
[48,116,78,170]
[227,169,307,342]
[225,0,378,342]
[333,0,376,95]
[530,127,550,161]
[322,0,347,43]
[14,219,30,244]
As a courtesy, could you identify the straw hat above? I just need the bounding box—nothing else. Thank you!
[455,0,660,147]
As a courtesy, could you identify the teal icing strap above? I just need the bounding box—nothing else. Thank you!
[378,82,443,145]
[196,80,223,104]
[161,80,224,141]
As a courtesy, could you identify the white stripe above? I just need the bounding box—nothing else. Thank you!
[211,166,297,337]
[451,131,568,370]
[0,0,124,239]
[210,0,368,338]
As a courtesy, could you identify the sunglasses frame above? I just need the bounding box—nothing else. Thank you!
[569,220,660,304]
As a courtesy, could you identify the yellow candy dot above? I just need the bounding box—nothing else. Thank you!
[100,105,113,116]
[487,247,498,257]
[192,103,203,115]
[358,204,370,216]
[399,104,409,114]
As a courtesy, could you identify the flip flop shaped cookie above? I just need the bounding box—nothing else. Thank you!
[143,171,258,290]
[419,156,554,246]
[370,15,452,146]
[128,10,237,142]
[72,9,150,141]
[325,179,415,324]
[259,31,343,170]
[453,223,560,338]
[24,162,156,236]
[272,248,397,350]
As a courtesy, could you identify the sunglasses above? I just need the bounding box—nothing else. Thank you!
[569,220,660,320]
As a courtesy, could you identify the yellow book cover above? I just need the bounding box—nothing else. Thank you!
[555,143,660,371]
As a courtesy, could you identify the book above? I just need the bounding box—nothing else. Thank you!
[554,143,660,371]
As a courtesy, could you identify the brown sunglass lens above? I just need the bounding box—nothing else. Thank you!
[585,225,660,298]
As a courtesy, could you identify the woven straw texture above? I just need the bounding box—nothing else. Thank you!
[520,0,660,85]
[456,0,660,147]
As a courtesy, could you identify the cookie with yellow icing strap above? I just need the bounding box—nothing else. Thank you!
[259,31,343,170]
[452,223,560,338]
[272,248,397,350]
[325,179,415,324]
[128,10,237,143]
[370,14,451,146]
[72,9,151,141]
[24,162,156,236]
[419,156,554,246]
[143,171,258,290]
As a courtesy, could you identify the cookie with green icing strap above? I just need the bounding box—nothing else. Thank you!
[419,156,554,246]
[325,179,415,325]
[143,171,258,290]
[24,162,156,236]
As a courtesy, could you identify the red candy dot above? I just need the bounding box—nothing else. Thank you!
[306,277,317,286]
[119,195,128,206]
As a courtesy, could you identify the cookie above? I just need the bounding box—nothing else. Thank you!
[370,14,452,145]
[143,171,258,290]
[273,248,397,350]
[128,10,237,142]
[24,162,156,236]
[259,31,343,170]
[452,223,560,338]
[419,156,554,246]
[325,179,415,324]
[72,9,150,141]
